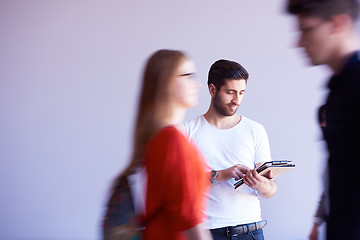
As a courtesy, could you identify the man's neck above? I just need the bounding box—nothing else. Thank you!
[203,108,241,130]
[328,31,359,75]
[328,50,357,75]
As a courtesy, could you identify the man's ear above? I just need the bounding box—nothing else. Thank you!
[209,83,217,97]
[330,14,353,34]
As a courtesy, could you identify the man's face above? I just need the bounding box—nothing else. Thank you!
[296,15,335,66]
[213,79,246,116]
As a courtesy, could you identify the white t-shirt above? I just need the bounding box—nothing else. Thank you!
[182,115,272,229]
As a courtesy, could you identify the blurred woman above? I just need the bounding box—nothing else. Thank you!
[130,49,211,240]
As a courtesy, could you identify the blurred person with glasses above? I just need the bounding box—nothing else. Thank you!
[286,0,360,239]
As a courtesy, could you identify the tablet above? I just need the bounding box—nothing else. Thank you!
[234,160,295,189]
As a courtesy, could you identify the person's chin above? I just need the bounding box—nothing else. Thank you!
[303,58,319,67]
[308,59,320,66]
[226,110,237,116]
[307,55,324,66]
[229,106,238,113]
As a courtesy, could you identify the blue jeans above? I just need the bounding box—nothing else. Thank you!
[210,228,264,240]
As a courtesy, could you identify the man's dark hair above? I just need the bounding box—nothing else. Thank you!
[208,59,249,90]
[286,0,360,20]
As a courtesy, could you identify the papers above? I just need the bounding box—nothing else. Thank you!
[234,160,295,189]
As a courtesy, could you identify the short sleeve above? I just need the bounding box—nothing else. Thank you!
[253,125,272,164]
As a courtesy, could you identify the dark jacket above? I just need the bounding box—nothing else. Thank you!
[325,51,360,239]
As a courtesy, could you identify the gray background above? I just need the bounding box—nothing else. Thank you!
[0,0,333,239]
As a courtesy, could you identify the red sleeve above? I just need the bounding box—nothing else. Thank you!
[145,127,208,233]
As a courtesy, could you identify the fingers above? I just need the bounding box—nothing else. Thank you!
[222,164,270,182]
[243,169,258,186]
[251,169,263,181]
[223,164,248,181]
[236,164,250,173]
[243,169,272,187]
[233,168,245,180]
[220,166,246,181]
[231,164,249,180]
[232,169,242,181]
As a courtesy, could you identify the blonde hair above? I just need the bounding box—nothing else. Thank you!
[123,49,188,175]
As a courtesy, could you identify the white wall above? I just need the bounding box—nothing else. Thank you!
[0,0,330,239]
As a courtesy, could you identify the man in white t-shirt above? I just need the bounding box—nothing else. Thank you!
[182,59,277,240]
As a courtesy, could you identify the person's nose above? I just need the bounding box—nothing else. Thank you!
[232,94,239,104]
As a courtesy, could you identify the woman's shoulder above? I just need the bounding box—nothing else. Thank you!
[151,126,187,145]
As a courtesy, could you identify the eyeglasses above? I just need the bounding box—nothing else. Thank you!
[177,72,198,81]
[177,72,200,85]
[299,21,325,36]
[178,72,196,77]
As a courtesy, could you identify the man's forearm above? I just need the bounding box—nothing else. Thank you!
[258,180,277,198]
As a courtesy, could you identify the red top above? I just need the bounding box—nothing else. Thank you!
[143,126,209,240]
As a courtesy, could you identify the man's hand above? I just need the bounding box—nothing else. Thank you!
[217,164,250,182]
[243,163,277,198]
[308,222,320,240]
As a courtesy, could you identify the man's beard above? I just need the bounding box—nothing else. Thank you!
[213,93,238,117]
